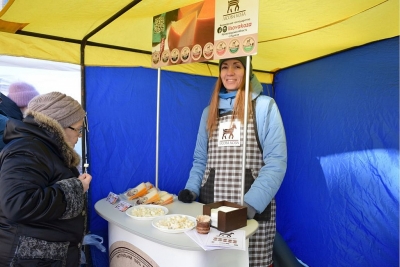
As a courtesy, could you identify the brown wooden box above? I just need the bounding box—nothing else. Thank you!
[203,201,247,232]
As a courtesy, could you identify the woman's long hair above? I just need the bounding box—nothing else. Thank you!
[206,76,253,136]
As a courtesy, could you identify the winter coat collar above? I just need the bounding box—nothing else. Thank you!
[16,110,81,168]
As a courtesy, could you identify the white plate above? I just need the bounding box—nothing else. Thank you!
[152,214,197,233]
[125,205,168,220]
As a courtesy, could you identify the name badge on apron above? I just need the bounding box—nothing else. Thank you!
[218,120,241,147]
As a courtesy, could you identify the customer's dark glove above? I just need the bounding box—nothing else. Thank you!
[178,189,196,203]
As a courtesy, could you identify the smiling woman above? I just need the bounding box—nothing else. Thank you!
[178,55,287,267]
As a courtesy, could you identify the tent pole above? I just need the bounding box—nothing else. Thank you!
[240,55,251,206]
[76,0,145,177]
[80,35,89,266]
[78,1,143,262]
[155,68,161,188]
[79,0,143,173]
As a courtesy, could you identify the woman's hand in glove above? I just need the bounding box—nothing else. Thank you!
[178,189,196,203]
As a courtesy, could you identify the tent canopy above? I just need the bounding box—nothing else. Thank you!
[0,1,398,266]
[0,0,398,83]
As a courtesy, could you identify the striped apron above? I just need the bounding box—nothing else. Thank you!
[199,111,276,267]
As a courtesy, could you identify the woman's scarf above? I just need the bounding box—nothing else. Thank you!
[218,89,237,113]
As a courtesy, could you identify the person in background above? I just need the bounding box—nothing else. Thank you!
[0,81,39,150]
[8,81,40,114]
[0,91,92,266]
[178,56,287,267]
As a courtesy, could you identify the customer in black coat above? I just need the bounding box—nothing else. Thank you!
[0,91,92,267]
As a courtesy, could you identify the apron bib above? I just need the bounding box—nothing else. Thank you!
[199,111,276,266]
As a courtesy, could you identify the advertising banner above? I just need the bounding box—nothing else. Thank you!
[151,0,259,68]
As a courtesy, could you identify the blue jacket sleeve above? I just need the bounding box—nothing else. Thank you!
[244,96,287,214]
[185,107,210,197]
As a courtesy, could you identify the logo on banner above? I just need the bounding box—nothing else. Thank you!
[218,121,241,146]
[227,0,240,13]
[224,0,246,19]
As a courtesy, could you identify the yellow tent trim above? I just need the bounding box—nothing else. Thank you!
[0,19,28,33]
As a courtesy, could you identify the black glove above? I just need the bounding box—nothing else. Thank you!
[178,189,196,203]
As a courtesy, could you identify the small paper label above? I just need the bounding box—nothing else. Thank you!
[115,201,132,212]
[106,192,119,204]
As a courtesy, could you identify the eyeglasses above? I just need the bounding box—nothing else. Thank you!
[68,126,83,134]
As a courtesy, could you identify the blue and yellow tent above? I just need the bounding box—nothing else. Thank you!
[0,1,398,266]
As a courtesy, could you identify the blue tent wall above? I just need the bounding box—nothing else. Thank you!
[274,37,399,267]
[86,68,214,232]
[85,68,217,265]
[85,37,398,267]
[85,66,272,265]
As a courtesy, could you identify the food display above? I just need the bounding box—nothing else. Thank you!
[136,188,160,205]
[124,182,153,200]
[152,214,196,233]
[126,205,168,220]
[123,182,174,206]
[153,191,174,205]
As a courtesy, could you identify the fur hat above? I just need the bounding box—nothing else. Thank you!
[27,92,85,128]
[219,56,253,77]
[7,82,40,108]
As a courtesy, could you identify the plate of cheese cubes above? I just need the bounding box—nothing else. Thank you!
[152,214,197,233]
[126,205,169,220]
